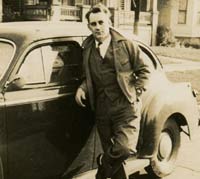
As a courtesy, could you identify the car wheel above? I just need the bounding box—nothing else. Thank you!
[146,119,180,178]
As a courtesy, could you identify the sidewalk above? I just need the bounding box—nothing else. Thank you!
[151,47,200,64]
[165,128,200,179]
[159,56,200,72]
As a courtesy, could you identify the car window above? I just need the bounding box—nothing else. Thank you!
[43,42,82,85]
[18,47,45,84]
[17,41,82,87]
[0,41,14,77]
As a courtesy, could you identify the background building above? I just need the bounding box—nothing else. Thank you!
[158,0,200,43]
[1,0,158,45]
[1,0,199,45]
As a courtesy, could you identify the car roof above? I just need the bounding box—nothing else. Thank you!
[0,21,145,46]
[0,21,91,45]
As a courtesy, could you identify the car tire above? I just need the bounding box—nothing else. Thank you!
[146,119,180,178]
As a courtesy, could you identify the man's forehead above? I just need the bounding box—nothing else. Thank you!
[89,12,109,22]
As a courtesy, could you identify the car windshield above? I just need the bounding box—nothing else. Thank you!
[0,41,14,77]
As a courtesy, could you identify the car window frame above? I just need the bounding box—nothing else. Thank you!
[8,37,84,90]
[17,46,46,86]
[0,38,16,82]
[136,41,163,70]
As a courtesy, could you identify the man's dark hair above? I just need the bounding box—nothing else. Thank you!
[85,3,111,22]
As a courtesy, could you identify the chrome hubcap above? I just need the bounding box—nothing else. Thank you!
[158,132,173,161]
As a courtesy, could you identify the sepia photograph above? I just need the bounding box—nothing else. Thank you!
[0,0,200,179]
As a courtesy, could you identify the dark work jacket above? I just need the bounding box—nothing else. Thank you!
[80,28,151,110]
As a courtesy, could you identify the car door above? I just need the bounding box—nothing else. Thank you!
[4,40,94,179]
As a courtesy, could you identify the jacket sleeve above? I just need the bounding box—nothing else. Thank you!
[125,40,151,92]
[79,51,88,93]
[79,37,91,94]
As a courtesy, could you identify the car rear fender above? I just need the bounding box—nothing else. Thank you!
[138,81,199,158]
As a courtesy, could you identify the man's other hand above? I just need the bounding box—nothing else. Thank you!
[75,88,86,107]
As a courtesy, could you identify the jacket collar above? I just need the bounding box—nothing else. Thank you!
[110,28,127,43]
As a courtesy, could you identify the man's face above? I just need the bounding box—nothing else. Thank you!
[88,12,110,42]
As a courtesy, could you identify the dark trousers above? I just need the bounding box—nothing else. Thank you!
[95,93,141,179]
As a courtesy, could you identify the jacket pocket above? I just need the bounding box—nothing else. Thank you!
[117,72,137,103]
[119,58,132,71]
[120,58,129,65]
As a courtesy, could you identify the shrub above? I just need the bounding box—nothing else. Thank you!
[189,38,200,49]
[156,25,176,47]
[179,38,200,49]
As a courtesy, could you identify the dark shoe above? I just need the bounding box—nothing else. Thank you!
[96,154,113,179]
[96,154,106,179]
[98,154,121,178]
[111,164,128,179]
[95,169,106,179]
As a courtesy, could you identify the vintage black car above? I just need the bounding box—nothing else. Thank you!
[0,22,199,179]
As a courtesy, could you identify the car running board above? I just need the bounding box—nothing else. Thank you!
[73,158,150,179]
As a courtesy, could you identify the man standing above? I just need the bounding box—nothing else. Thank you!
[75,3,150,179]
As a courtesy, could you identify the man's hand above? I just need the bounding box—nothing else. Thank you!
[75,87,86,107]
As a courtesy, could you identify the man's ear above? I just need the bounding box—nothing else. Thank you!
[108,18,112,27]
[87,23,92,31]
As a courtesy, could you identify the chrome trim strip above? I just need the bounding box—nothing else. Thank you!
[5,92,74,107]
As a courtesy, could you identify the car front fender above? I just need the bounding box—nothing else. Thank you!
[138,74,199,158]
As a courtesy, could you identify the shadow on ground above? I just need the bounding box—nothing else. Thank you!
[130,172,162,179]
